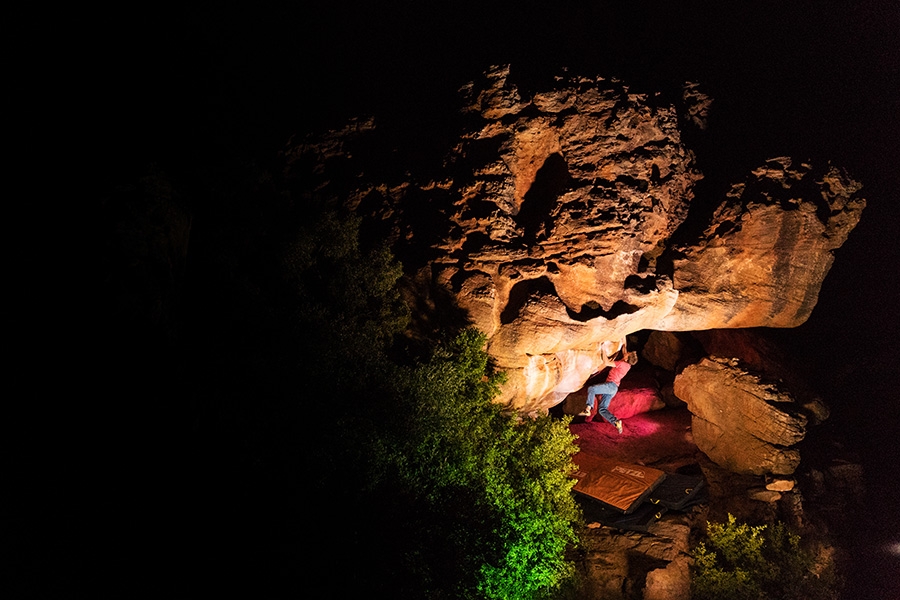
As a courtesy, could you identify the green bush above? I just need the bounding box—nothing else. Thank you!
[277,205,582,598]
[691,514,836,600]
[140,156,584,597]
[362,329,582,599]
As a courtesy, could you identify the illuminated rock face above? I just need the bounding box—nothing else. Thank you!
[657,157,866,331]
[673,357,808,476]
[286,65,864,414]
[418,65,702,412]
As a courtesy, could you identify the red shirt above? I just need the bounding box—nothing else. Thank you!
[606,360,632,386]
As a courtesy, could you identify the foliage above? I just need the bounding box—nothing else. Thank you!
[281,203,410,360]
[691,514,836,600]
[273,203,582,598]
[93,137,583,597]
[354,329,581,599]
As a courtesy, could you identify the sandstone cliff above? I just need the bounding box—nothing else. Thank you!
[285,65,864,415]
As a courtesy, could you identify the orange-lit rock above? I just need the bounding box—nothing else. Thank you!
[673,357,808,475]
[691,328,830,424]
[284,66,864,414]
[658,157,865,332]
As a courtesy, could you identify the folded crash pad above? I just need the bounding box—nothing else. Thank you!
[572,457,667,514]
[580,498,669,533]
[647,472,707,511]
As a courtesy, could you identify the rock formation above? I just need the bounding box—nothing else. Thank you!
[656,157,866,332]
[674,357,808,475]
[576,513,695,600]
[285,64,864,416]
[690,328,830,423]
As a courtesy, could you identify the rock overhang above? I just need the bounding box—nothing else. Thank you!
[285,64,865,414]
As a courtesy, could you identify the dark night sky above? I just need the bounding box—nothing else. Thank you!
[20,1,900,597]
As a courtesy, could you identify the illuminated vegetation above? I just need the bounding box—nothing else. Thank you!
[357,329,581,599]
[185,186,584,597]
[691,514,837,600]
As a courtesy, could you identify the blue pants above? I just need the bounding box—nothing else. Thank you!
[586,381,619,425]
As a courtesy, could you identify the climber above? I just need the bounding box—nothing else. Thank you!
[579,348,639,434]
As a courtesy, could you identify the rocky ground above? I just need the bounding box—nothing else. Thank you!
[558,402,699,600]
[556,393,872,600]
[568,405,699,474]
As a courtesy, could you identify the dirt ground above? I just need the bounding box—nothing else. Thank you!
[568,406,703,475]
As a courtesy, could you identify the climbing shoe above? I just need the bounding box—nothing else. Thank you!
[615,420,623,434]
[579,406,592,417]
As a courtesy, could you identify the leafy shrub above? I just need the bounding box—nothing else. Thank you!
[361,329,581,600]
[125,155,582,597]
[277,206,582,598]
[691,514,836,600]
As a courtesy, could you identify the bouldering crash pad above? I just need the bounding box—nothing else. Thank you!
[572,457,667,514]
[581,498,669,533]
[647,471,707,511]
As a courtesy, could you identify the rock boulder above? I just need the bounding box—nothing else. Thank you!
[657,157,865,331]
[674,357,808,475]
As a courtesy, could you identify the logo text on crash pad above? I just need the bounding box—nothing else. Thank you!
[612,466,646,478]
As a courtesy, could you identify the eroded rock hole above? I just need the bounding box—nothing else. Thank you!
[500,276,557,324]
[517,153,569,242]
[566,299,640,322]
[624,274,658,294]
[615,174,650,192]
[459,231,491,256]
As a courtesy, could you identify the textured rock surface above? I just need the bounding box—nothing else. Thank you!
[285,65,865,413]
[673,357,808,475]
[658,157,865,331]
[428,65,702,411]
[691,328,830,423]
[576,513,696,600]
[643,554,692,600]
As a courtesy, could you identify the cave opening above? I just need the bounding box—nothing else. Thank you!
[558,328,707,538]
[548,328,700,463]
